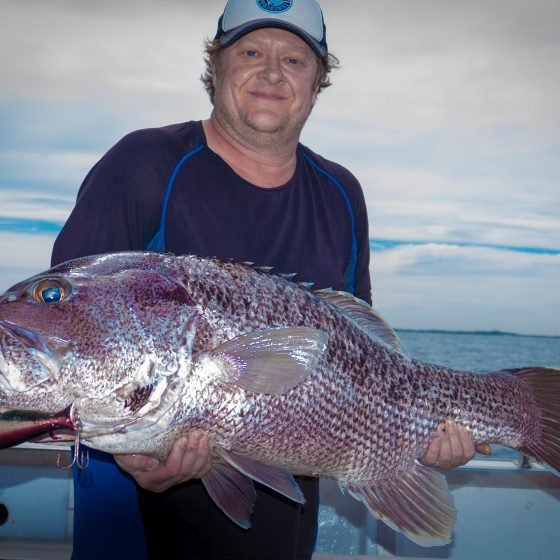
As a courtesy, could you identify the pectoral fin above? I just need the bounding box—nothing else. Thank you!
[201,327,328,395]
[346,464,456,547]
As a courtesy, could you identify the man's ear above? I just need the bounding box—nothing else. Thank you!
[211,64,217,88]
[311,87,319,107]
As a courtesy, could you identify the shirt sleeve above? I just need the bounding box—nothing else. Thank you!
[51,130,169,267]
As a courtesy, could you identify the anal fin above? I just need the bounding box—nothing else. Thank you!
[346,464,456,547]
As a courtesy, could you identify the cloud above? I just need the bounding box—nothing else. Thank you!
[0,0,214,103]
[0,232,57,292]
[0,198,68,228]
[371,244,560,336]
[374,242,559,276]
[320,0,560,130]
[339,160,559,252]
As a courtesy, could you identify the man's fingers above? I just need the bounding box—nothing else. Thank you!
[178,432,211,477]
[115,453,159,473]
[113,431,212,493]
[476,444,493,455]
[420,431,443,466]
[456,423,476,461]
[196,435,213,476]
[440,421,476,468]
[436,422,453,466]
[165,436,191,473]
[421,420,493,469]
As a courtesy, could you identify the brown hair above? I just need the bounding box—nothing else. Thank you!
[200,38,339,104]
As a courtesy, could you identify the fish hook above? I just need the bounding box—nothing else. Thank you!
[74,432,90,469]
[56,430,89,470]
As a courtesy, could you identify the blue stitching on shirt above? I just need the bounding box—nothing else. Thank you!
[302,152,358,294]
[146,144,205,252]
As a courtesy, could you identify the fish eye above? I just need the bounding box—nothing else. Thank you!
[41,287,62,303]
[30,278,71,304]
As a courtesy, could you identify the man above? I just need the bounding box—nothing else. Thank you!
[52,1,490,558]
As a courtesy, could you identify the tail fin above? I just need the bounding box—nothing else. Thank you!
[514,367,560,474]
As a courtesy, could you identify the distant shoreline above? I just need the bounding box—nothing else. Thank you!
[395,328,560,339]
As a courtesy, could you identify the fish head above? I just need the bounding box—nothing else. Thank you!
[0,252,198,448]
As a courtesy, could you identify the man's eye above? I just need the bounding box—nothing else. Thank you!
[246,50,257,57]
[287,58,299,65]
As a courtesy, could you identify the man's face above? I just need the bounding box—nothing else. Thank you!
[212,27,320,143]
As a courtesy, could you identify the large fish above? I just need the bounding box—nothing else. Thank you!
[0,251,558,546]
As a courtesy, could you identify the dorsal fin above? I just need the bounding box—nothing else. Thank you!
[277,272,297,281]
[315,290,407,355]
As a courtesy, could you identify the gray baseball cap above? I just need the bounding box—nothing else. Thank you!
[215,0,328,57]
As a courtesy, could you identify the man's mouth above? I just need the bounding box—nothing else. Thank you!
[251,91,285,101]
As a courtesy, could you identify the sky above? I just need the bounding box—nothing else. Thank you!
[0,0,559,336]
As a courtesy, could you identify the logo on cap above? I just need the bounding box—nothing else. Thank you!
[257,1,293,14]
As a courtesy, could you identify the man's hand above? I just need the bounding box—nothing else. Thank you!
[420,419,492,469]
[114,430,212,493]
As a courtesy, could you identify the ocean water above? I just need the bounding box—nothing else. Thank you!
[396,330,560,372]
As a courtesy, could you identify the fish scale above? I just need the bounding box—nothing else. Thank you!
[0,251,559,546]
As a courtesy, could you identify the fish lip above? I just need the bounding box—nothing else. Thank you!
[0,320,46,348]
[68,399,145,439]
[0,320,74,354]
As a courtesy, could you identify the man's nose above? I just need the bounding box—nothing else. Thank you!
[258,56,284,83]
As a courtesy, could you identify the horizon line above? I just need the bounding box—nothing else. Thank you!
[395,327,560,339]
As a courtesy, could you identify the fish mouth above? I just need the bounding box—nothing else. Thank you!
[0,406,74,448]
